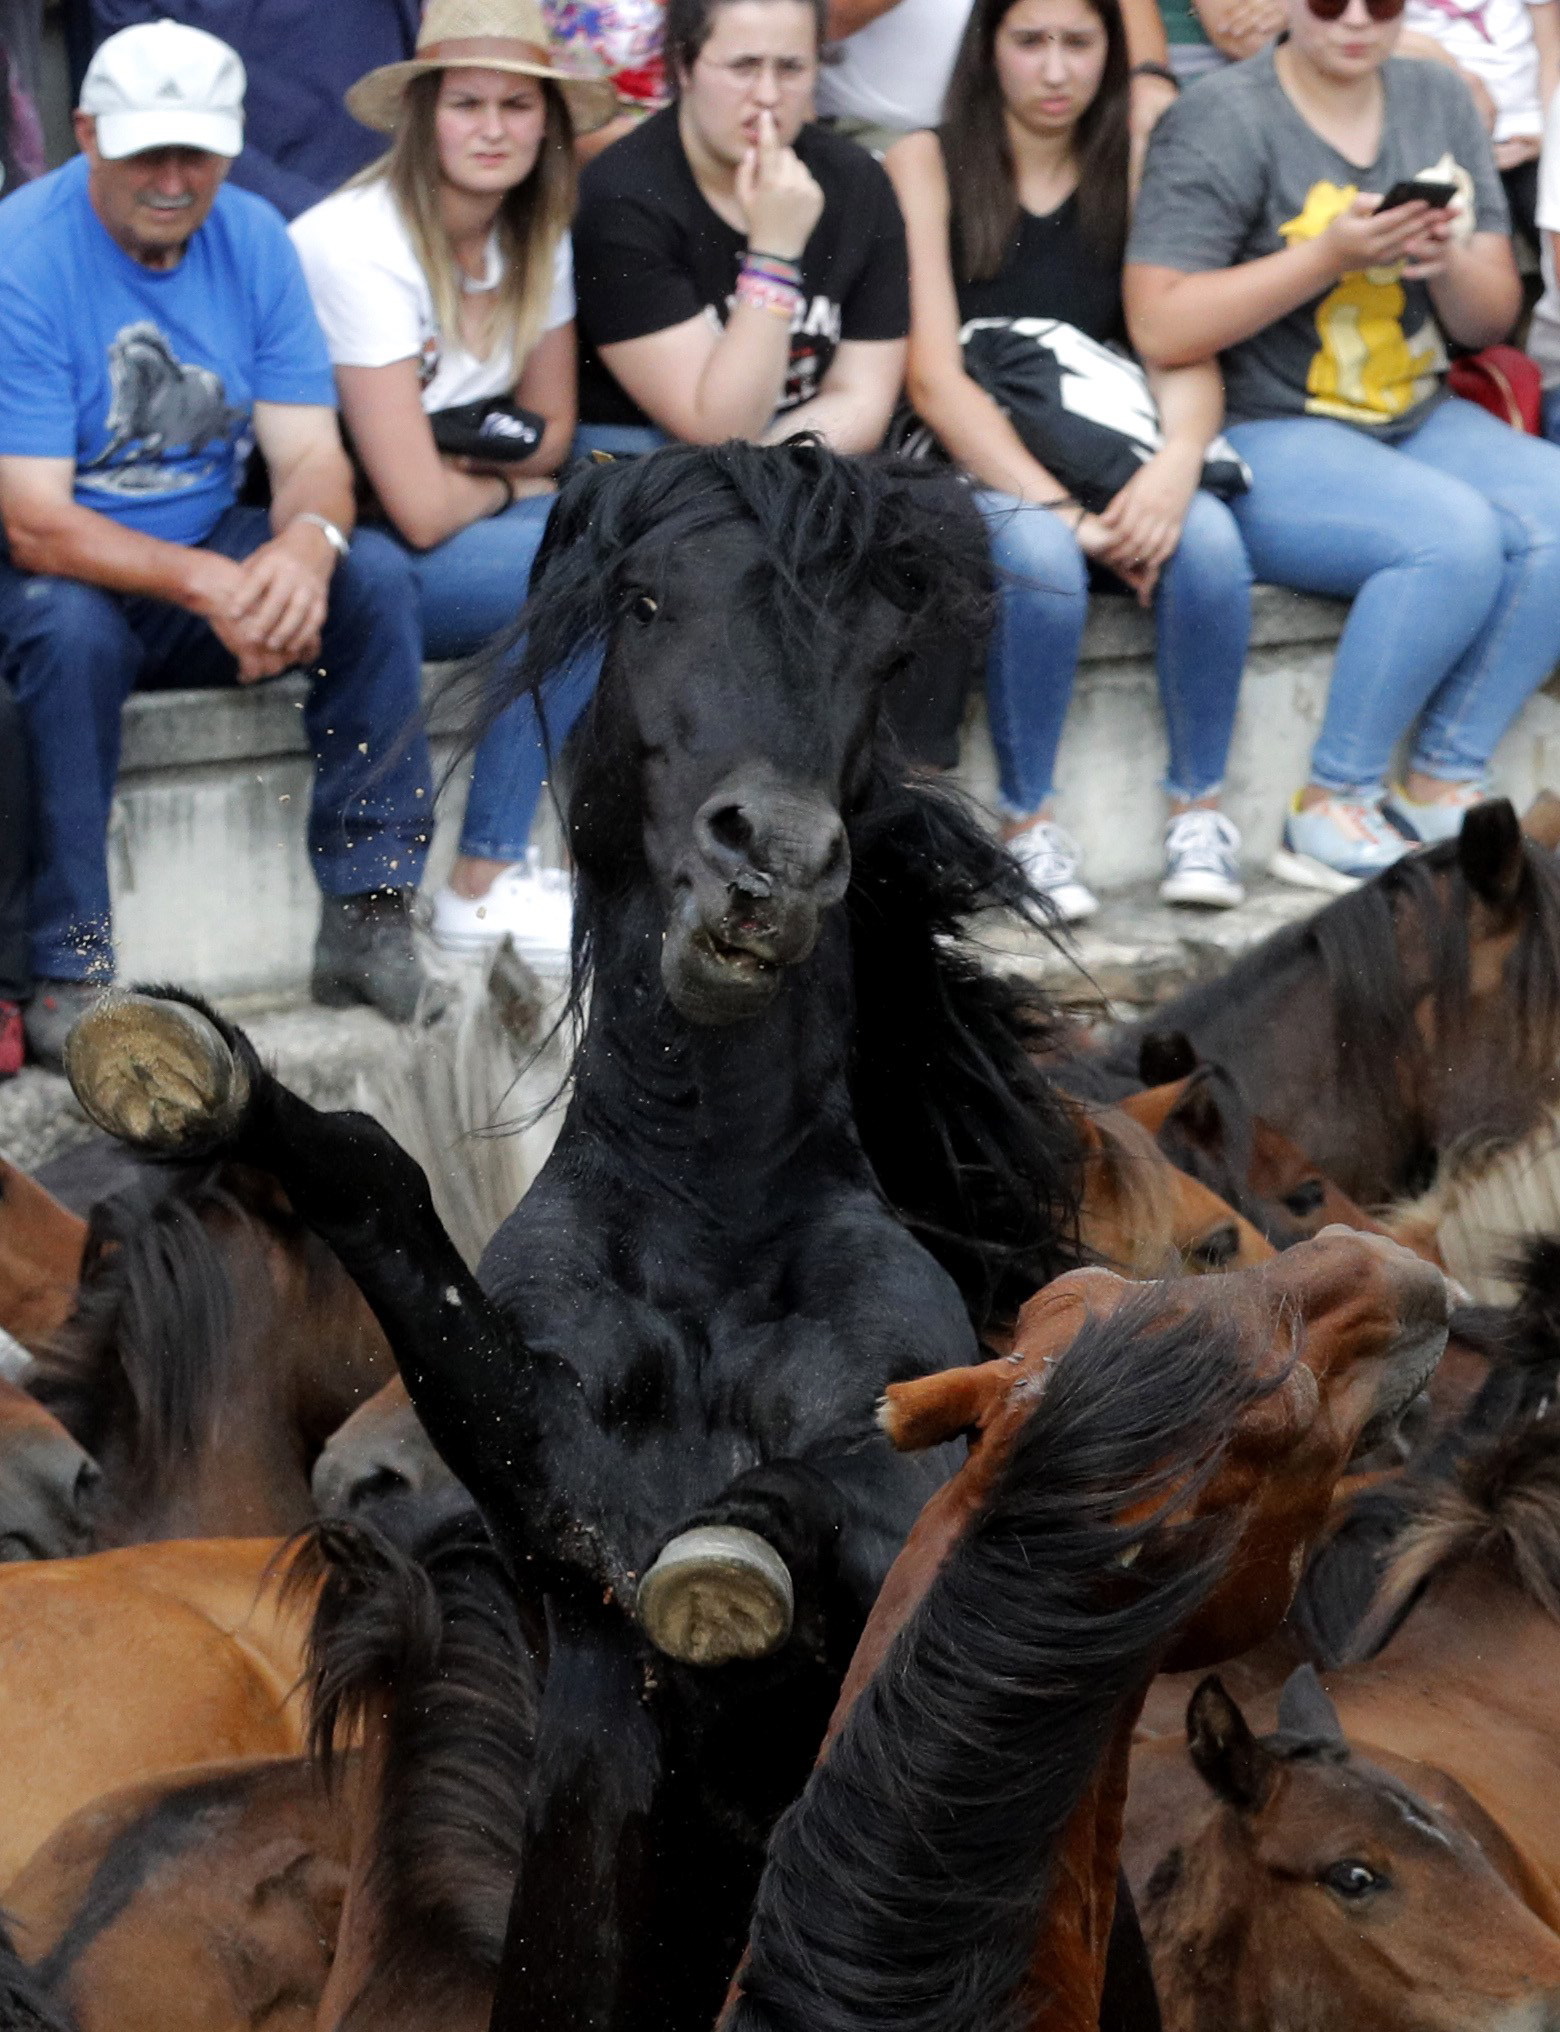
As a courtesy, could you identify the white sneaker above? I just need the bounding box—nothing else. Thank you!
[1007,818,1099,923]
[1159,809,1245,909]
[430,851,573,971]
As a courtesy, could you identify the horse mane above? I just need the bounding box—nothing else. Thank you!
[467,441,1078,1329]
[1291,1236,1560,1666]
[0,1913,73,2032]
[1383,1107,1560,1304]
[30,1164,271,1500]
[727,1292,1270,2032]
[288,1500,538,2015]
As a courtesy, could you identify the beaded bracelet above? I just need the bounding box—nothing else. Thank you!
[746,247,802,276]
[735,268,802,321]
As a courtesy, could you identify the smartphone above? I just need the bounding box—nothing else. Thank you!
[1376,178,1458,212]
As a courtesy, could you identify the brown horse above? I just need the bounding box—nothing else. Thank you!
[1140,1668,1560,2030]
[719,1230,1452,2032]
[0,1158,87,1356]
[0,1376,97,1561]
[2,1755,356,2032]
[1101,801,1560,1205]
[1071,1100,1275,1277]
[26,1163,393,1546]
[0,1536,311,1886]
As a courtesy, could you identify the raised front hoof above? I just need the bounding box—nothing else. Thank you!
[64,991,250,1153]
[637,1525,794,1667]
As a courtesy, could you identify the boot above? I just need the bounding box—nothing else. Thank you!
[312,890,436,1025]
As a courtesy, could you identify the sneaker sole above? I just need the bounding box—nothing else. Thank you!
[1267,847,1366,897]
[1159,875,1245,909]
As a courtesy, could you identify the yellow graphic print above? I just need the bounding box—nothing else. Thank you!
[1279,181,1445,426]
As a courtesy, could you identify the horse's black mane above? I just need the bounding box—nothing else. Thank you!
[289,1499,537,2011]
[471,442,1080,1325]
[728,1293,1271,2032]
[31,1164,258,1489]
[1292,1236,1560,1666]
[0,1914,73,2032]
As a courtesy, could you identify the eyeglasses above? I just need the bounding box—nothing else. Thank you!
[1305,0,1407,23]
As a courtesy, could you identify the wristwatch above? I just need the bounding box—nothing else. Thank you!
[292,512,350,562]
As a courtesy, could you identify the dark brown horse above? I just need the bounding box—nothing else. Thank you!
[27,1163,393,1546]
[1101,802,1560,1205]
[720,1230,1451,2032]
[1141,1669,1560,2031]
[0,1376,97,1560]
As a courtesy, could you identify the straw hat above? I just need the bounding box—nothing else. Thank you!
[346,0,618,135]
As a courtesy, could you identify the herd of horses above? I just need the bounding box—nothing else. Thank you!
[5,441,1560,2030]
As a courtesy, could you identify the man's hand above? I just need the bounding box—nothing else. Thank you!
[735,109,824,261]
[182,537,317,683]
[1322,192,1453,278]
[231,521,337,668]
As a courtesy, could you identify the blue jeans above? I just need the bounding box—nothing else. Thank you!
[1227,397,1560,798]
[570,422,671,460]
[978,488,1252,813]
[398,496,596,863]
[0,506,433,983]
[1543,386,1560,446]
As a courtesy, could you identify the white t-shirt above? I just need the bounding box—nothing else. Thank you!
[289,178,575,410]
[1401,0,1549,140]
[816,0,973,133]
[1528,89,1560,385]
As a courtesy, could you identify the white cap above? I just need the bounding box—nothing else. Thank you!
[80,20,245,161]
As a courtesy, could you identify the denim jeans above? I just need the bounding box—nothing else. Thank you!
[1543,385,1560,446]
[1226,397,1560,799]
[0,678,29,1001]
[570,422,671,460]
[978,488,1252,814]
[396,495,599,864]
[0,506,433,983]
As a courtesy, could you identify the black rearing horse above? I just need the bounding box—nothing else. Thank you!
[63,442,1084,2032]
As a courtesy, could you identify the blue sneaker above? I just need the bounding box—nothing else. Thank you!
[1383,781,1489,845]
[1268,794,1410,895]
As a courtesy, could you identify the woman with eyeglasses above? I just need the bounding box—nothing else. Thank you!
[1126,0,1560,890]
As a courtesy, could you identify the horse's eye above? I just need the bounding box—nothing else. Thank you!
[1320,1860,1388,1900]
[1283,1179,1327,1217]
[1187,1224,1239,1271]
[626,591,658,625]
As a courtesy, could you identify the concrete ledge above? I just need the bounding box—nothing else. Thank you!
[104,587,1560,999]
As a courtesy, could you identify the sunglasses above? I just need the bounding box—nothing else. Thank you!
[1305,0,1407,22]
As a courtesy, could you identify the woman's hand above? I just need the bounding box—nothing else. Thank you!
[446,457,557,498]
[1321,193,1453,277]
[736,109,825,262]
[1072,508,1160,604]
[1494,132,1542,169]
[1401,213,1458,279]
[1089,447,1201,604]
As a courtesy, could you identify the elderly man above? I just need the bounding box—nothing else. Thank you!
[0,20,437,1069]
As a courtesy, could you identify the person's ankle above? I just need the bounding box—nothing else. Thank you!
[1402,771,1472,806]
[448,854,516,901]
[1000,803,1055,841]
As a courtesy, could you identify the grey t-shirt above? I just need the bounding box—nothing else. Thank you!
[1128,51,1508,435]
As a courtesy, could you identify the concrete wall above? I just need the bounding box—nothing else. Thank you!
[108,592,1560,1000]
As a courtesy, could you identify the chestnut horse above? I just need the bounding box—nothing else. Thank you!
[0,1157,86,1355]
[2,1755,355,2032]
[26,1163,393,1546]
[1141,1669,1560,2030]
[0,1537,310,1886]
[720,1230,1451,2032]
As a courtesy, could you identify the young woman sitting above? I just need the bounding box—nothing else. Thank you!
[886,0,1255,921]
[1127,0,1560,891]
[290,0,615,970]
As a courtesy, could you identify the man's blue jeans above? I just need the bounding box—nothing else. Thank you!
[397,496,598,863]
[0,505,434,983]
[978,488,1253,814]
[1226,397,1560,799]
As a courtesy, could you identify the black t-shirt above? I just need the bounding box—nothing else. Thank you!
[953,193,1126,347]
[574,106,910,428]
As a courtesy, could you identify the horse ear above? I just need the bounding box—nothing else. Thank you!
[1139,1030,1199,1087]
[1274,1663,1347,1749]
[1162,1072,1227,1161]
[1187,1675,1275,1812]
[1521,790,1560,853]
[1457,799,1525,908]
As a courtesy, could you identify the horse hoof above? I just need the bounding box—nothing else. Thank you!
[64,992,250,1152]
[637,1525,794,1666]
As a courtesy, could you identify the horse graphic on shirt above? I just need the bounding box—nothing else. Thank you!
[84,322,247,493]
[1279,181,1446,425]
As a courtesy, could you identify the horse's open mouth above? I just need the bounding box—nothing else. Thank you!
[1351,1332,1447,1461]
[697,926,779,980]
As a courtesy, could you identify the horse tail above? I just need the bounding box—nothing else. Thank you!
[727,1290,1267,2032]
[287,1501,538,1980]
[846,767,1083,1327]
[0,1913,75,2032]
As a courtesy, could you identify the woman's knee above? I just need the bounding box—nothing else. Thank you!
[331,528,421,622]
[1167,492,1253,595]
[981,498,1089,609]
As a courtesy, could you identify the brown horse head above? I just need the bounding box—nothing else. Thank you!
[1071,1099,1275,1277]
[1144,1669,1560,2032]
[0,1377,98,1561]
[0,1158,86,1354]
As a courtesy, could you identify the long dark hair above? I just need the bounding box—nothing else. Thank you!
[942,0,1132,280]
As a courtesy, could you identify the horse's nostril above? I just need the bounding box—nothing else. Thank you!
[72,1457,102,1510]
[704,803,756,859]
[350,1463,413,1508]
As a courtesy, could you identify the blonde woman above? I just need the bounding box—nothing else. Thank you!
[291,0,613,967]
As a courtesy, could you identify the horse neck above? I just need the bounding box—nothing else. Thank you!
[569,883,864,1209]
[1023,1714,1137,2032]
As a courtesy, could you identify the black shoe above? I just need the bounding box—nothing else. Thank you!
[312,889,436,1025]
[24,979,111,1075]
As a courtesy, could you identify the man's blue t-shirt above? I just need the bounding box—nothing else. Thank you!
[0,156,336,545]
